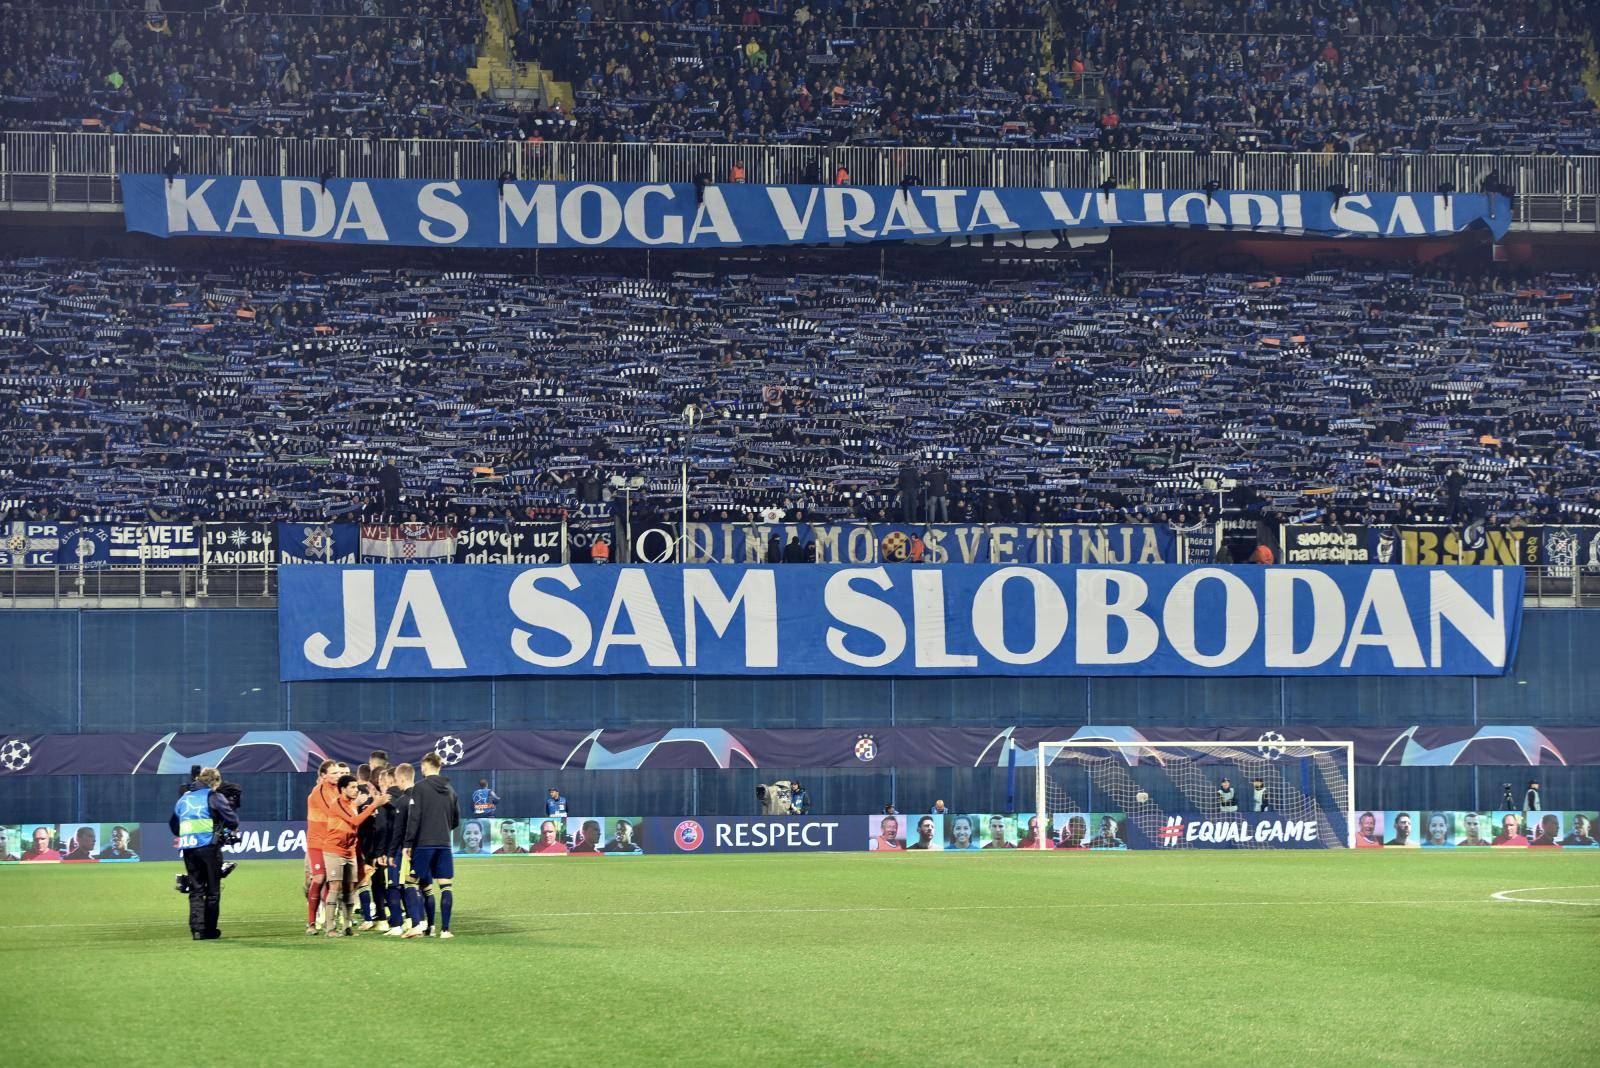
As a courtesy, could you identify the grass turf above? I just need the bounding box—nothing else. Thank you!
[4,851,1597,1066]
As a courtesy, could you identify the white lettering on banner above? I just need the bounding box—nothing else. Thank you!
[686,188,740,243]
[966,190,1020,231]
[509,566,592,667]
[561,184,622,245]
[765,187,821,240]
[922,189,968,231]
[1330,194,1380,235]
[714,821,838,848]
[1184,819,1318,844]
[1163,568,1258,667]
[225,180,279,235]
[1075,570,1158,664]
[331,183,388,241]
[682,570,778,668]
[1039,190,1099,226]
[1385,196,1426,236]
[594,568,682,667]
[1167,191,1228,227]
[303,569,378,668]
[912,570,979,667]
[417,182,469,244]
[1227,192,1280,229]
[283,180,336,238]
[824,568,906,667]
[625,185,681,245]
[971,567,1068,665]
[879,191,933,237]
[1340,568,1424,668]
[825,187,877,239]
[165,178,218,232]
[289,564,1516,676]
[1263,569,1346,668]
[1429,569,1507,668]
[375,570,464,670]
[500,184,557,244]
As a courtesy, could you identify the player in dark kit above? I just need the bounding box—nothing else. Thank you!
[383,764,414,936]
[403,752,460,939]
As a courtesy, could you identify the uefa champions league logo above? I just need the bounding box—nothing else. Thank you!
[0,738,32,772]
[434,735,465,765]
[1255,731,1287,761]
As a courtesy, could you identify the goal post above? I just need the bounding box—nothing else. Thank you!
[1030,740,1356,849]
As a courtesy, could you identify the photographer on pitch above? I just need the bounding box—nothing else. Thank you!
[170,767,239,940]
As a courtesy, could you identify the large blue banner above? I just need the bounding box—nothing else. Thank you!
[277,563,1522,681]
[121,175,1513,248]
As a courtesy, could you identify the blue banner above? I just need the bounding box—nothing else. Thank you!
[277,563,1522,680]
[121,175,1513,248]
[278,523,358,564]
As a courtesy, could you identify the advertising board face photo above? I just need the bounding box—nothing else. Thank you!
[1088,813,1128,850]
[1052,813,1090,849]
[1383,811,1419,848]
[59,822,107,862]
[1491,812,1530,847]
[1419,812,1456,848]
[454,818,494,856]
[944,814,981,850]
[905,814,943,850]
[490,818,530,855]
[979,814,1016,849]
[530,817,569,854]
[1354,810,1385,848]
[569,817,606,854]
[1016,813,1053,849]
[1455,812,1492,847]
[868,814,905,851]
[602,816,644,855]
[20,823,61,863]
[1561,812,1599,848]
[1527,811,1564,848]
[0,824,22,863]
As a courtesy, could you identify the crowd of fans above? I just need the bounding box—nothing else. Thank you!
[0,1,490,138]
[2,257,1598,528]
[1,1,1593,152]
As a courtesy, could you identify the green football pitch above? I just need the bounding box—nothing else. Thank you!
[6,851,1597,1066]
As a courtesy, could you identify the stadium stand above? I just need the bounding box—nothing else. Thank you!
[2,258,1597,527]
[2,1,1594,150]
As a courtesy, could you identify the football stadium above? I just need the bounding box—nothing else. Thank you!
[2,0,1600,1064]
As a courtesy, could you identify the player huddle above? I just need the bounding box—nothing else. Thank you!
[304,750,460,939]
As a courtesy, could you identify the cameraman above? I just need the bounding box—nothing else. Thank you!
[170,767,238,940]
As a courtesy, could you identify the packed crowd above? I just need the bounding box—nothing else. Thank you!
[0,1,491,138]
[2,257,1599,528]
[0,1,1593,152]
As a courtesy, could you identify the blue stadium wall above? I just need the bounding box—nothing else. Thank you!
[2,608,1597,821]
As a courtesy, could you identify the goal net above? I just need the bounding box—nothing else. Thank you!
[1028,740,1354,849]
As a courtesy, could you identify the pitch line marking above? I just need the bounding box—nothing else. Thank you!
[0,897,1503,931]
[1489,884,1600,906]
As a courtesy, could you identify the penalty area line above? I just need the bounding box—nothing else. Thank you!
[1489,885,1600,906]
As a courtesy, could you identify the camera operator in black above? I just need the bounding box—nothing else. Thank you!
[170,767,238,940]
[176,770,243,893]
[1217,778,1238,814]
